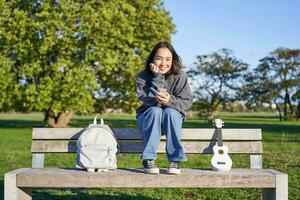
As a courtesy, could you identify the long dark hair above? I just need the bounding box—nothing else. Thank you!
[145,41,182,75]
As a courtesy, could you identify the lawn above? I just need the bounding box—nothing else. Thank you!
[0,112,299,199]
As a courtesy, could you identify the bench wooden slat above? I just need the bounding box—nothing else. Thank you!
[31,140,263,154]
[32,128,262,141]
[16,168,275,188]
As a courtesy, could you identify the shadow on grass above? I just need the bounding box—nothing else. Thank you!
[33,189,157,200]
[0,118,138,128]
[182,120,300,134]
[1,117,299,135]
[221,114,279,119]
[0,181,157,200]
[222,118,278,122]
[0,119,45,128]
[223,122,300,134]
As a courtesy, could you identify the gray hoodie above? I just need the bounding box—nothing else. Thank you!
[136,69,193,118]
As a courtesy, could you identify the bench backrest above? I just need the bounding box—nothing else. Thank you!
[31,128,263,168]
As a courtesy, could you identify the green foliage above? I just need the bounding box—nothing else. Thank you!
[1,0,98,115]
[241,47,300,120]
[0,54,19,111]
[238,66,279,109]
[0,0,175,124]
[187,48,249,119]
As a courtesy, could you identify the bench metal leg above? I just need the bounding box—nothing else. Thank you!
[5,169,32,200]
[263,170,288,200]
[250,154,262,169]
[263,188,276,200]
[32,153,45,168]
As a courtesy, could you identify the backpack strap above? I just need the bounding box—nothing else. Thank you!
[93,115,104,125]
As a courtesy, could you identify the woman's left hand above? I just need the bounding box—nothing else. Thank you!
[156,91,171,105]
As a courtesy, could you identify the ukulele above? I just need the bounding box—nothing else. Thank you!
[211,119,232,171]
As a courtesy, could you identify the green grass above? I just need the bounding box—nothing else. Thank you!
[0,112,299,199]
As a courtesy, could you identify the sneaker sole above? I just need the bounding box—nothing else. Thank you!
[144,168,159,174]
[167,168,181,174]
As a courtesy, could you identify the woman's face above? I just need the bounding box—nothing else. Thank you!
[153,47,173,75]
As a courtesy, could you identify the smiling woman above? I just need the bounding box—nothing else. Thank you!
[149,48,172,75]
[135,41,193,175]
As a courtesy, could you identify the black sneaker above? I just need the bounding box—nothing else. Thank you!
[142,159,159,174]
[167,161,181,174]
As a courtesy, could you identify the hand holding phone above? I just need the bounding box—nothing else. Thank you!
[156,88,170,104]
[157,88,167,95]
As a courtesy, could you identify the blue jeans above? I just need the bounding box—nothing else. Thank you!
[137,106,186,161]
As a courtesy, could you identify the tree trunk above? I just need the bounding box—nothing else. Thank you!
[43,110,75,127]
[283,90,294,120]
[207,108,214,123]
[283,92,288,120]
[274,100,282,121]
[296,101,300,120]
[285,92,294,119]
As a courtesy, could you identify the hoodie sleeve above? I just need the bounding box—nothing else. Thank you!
[165,71,193,115]
[136,71,165,106]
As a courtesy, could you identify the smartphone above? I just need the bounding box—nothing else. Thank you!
[157,88,167,96]
[158,88,167,93]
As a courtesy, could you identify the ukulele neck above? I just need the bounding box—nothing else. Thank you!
[217,128,223,146]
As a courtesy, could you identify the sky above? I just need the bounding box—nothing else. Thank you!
[163,0,300,69]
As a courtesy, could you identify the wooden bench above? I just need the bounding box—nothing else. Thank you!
[5,127,288,200]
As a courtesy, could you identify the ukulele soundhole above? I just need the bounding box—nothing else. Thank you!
[218,149,224,154]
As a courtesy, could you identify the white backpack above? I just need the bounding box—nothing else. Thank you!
[76,116,118,172]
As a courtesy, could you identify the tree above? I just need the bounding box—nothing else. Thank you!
[0,0,175,127]
[240,48,300,121]
[187,48,248,120]
[0,0,97,127]
[238,66,283,119]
